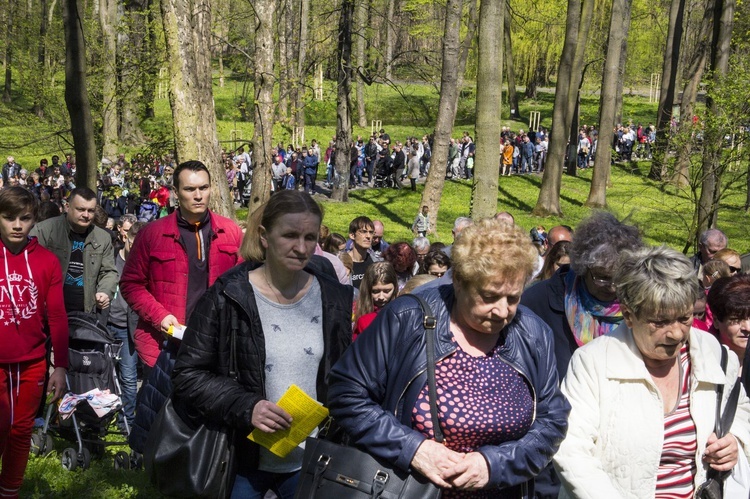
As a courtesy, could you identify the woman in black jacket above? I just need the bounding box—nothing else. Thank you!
[172,190,352,499]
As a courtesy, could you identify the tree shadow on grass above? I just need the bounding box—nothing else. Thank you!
[613,160,645,176]
[504,174,586,209]
[498,183,534,213]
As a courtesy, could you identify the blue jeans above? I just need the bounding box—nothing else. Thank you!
[231,470,299,499]
[107,323,137,427]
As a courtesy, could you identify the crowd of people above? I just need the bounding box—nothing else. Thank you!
[1,147,750,499]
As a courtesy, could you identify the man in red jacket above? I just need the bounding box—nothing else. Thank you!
[120,160,243,376]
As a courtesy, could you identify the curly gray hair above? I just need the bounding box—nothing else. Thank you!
[569,212,643,276]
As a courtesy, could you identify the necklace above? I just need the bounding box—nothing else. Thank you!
[263,266,301,304]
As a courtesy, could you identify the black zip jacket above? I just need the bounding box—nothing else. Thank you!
[171,258,352,469]
[327,284,570,497]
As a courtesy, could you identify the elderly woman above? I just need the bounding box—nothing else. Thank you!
[708,275,750,370]
[522,212,643,381]
[554,246,750,498]
[328,218,570,497]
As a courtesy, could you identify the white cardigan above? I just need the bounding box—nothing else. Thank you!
[553,323,750,499]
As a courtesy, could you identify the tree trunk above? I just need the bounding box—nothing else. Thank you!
[533,0,594,216]
[119,0,147,146]
[695,0,735,238]
[160,0,232,217]
[356,0,367,128]
[247,0,276,215]
[63,0,98,190]
[295,0,311,128]
[3,1,13,103]
[613,5,631,125]
[564,1,595,177]
[503,8,520,120]
[672,0,714,187]
[525,56,544,99]
[331,0,354,202]
[142,0,157,119]
[385,0,395,81]
[471,0,503,218]
[587,0,632,208]
[650,0,686,180]
[277,0,290,123]
[33,0,48,117]
[418,0,465,238]
[99,0,119,160]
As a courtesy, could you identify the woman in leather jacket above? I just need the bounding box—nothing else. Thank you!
[327,218,570,498]
[172,191,352,498]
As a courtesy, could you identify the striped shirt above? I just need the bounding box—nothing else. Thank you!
[656,345,697,498]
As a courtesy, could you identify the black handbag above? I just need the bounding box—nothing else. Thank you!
[144,317,239,498]
[696,347,742,499]
[295,294,442,499]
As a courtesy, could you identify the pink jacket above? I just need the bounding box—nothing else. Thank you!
[120,210,243,366]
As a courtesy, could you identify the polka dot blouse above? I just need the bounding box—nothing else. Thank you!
[412,337,535,498]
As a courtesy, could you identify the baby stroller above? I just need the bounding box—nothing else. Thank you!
[241,172,253,206]
[30,312,139,470]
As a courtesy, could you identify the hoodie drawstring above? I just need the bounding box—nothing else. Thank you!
[5,363,19,425]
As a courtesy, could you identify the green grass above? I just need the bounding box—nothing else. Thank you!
[22,439,158,498]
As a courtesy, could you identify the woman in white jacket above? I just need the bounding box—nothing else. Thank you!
[553,245,750,499]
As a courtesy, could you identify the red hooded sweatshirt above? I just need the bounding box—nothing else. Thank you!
[0,236,68,368]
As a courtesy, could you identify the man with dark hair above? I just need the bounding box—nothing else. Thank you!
[346,216,383,290]
[30,187,118,314]
[120,160,242,375]
[121,160,242,453]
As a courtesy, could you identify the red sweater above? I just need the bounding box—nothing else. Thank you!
[0,237,68,368]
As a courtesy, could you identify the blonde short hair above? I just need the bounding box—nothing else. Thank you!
[451,218,537,288]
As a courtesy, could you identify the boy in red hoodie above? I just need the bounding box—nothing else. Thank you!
[0,187,68,498]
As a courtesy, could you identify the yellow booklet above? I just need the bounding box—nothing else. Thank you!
[247,384,329,458]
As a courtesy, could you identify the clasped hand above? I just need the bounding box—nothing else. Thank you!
[411,439,489,490]
[704,432,739,471]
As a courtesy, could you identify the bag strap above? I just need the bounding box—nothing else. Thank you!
[715,346,741,439]
[404,294,444,444]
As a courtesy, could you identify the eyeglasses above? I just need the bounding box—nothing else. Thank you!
[588,270,614,287]
[429,271,445,277]
[729,266,742,274]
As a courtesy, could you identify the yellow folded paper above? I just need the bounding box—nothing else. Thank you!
[247,384,329,458]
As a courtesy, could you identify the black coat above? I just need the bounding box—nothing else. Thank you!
[171,258,353,470]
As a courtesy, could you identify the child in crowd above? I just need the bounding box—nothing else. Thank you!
[412,205,431,237]
[352,262,398,340]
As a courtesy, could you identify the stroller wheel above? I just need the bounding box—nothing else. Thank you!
[43,434,55,455]
[30,433,42,456]
[131,451,143,470]
[114,450,131,470]
[61,448,78,471]
[80,447,91,470]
